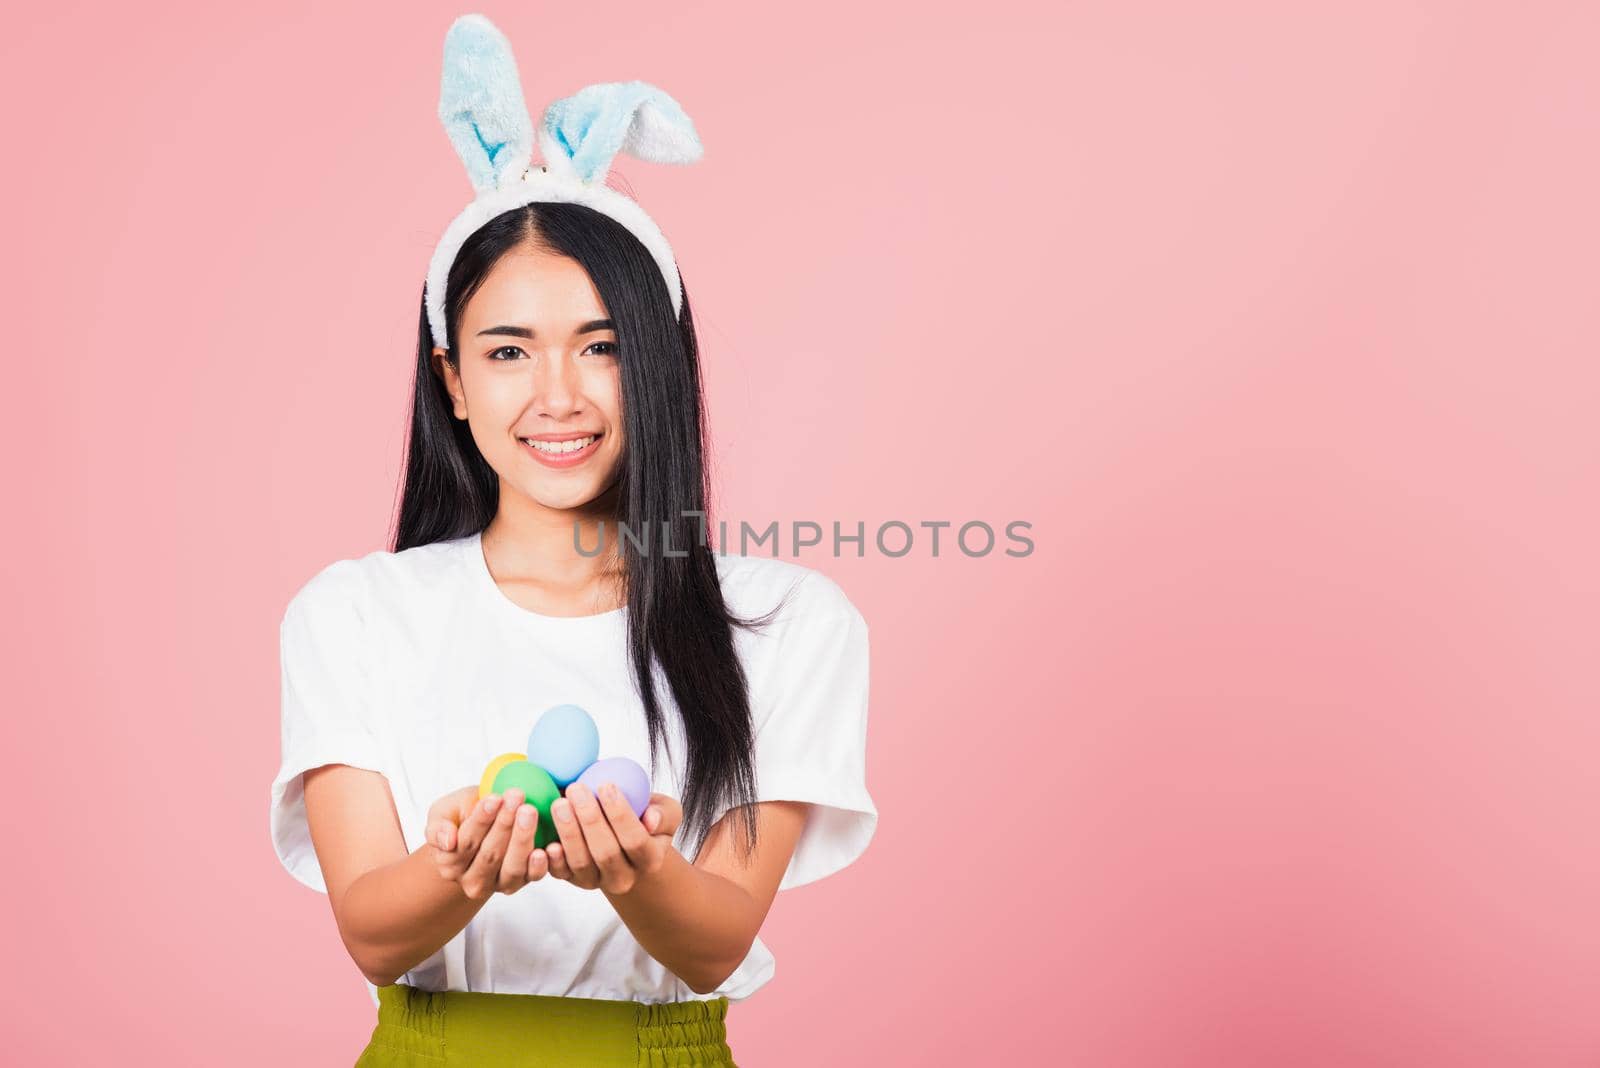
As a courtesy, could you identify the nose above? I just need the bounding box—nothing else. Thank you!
[529,350,583,417]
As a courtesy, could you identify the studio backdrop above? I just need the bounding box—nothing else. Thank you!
[4,2,1598,1066]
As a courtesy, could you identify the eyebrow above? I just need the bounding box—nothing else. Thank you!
[476,319,614,339]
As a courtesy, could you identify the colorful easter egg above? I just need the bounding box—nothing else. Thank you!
[491,760,562,849]
[575,756,651,819]
[478,752,527,800]
[526,704,600,788]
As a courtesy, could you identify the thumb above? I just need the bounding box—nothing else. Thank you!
[428,819,457,852]
[454,784,483,820]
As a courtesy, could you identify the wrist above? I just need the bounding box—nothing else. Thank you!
[416,841,475,903]
[608,840,686,900]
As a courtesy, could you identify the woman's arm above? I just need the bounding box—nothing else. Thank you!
[612,800,807,994]
[303,764,487,987]
[548,784,809,994]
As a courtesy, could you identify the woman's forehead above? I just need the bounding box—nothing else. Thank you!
[468,249,610,330]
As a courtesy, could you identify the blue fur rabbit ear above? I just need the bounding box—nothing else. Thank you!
[539,81,703,185]
[437,14,535,193]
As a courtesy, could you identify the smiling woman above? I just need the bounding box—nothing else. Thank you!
[434,238,628,504]
[267,14,876,1068]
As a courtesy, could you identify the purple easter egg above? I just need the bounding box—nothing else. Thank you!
[575,757,651,819]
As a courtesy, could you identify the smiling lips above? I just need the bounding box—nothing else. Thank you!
[519,432,602,468]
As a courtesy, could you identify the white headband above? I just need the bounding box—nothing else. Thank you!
[425,14,704,351]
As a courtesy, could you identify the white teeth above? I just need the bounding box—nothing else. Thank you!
[522,434,596,454]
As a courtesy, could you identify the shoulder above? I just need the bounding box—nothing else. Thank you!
[281,537,472,629]
[714,552,867,634]
[717,556,872,736]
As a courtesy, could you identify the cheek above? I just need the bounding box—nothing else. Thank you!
[457,381,520,461]
[584,365,625,427]
[460,367,502,415]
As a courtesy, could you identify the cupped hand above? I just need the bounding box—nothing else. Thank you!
[424,784,682,901]
[545,785,685,894]
[424,784,549,900]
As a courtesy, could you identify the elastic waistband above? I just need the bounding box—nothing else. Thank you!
[363,982,735,1066]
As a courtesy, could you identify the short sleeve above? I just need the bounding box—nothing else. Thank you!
[269,563,385,894]
[748,572,878,891]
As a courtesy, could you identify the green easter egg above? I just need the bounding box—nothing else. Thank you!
[491,760,562,849]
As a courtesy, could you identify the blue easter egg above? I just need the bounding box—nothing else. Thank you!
[575,757,651,819]
[527,703,599,787]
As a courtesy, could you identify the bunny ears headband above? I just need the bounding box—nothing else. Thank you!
[425,14,703,350]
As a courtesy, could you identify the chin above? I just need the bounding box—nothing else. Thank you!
[502,450,621,512]
[522,482,606,511]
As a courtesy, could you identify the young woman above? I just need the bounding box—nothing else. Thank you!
[267,18,875,1066]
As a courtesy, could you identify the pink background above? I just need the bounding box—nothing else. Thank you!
[5,1,1598,1064]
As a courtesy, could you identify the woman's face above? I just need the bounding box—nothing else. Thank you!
[436,242,625,513]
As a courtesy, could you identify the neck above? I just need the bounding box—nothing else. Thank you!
[483,481,626,587]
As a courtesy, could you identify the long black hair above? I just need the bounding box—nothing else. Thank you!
[393,201,780,860]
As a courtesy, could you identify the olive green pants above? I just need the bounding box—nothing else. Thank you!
[354,983,738,1067]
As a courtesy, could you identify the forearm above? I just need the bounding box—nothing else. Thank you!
[604,849,761,994]
[338,843,488,986]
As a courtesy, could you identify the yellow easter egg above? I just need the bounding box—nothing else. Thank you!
[479,752,527,799]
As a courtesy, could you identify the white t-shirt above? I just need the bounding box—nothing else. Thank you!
[269,530,876,1006]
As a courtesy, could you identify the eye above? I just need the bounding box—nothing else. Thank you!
[488,346,525,361]
[585,341,619,357]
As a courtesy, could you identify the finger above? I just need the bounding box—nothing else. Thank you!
[455,793,502,857]
[462,788,523,898]
[441,794,502,878]
[552,796,597,886]
[497,800,540,893]
[566,784,627,883]
[427,817,458,853]
[526,847,550,882]
[432,786,480,834]
[447,784,481,824]
[545,841,573,881]
[649,793,684,837]
[595,783,653,865]
[427,789,477,854]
